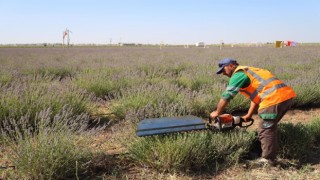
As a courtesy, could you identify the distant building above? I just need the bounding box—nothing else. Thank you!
[195,42,205,47]
[119,43,141,46]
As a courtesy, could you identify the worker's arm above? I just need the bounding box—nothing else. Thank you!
[242,101,258,121]
[210,98,229,119]
[211,71,250,118]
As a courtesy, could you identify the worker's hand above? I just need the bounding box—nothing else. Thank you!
[210,111,219,120]
[241,114,252,122]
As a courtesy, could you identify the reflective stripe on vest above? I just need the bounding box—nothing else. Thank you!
[260,83,287,99]
[240,89,258,102]
[226,86,240,91]
[226,86,239,97]
[243,68,288,102]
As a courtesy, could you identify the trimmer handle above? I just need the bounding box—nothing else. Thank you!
[239,117,254,128]
[207,116,218,129]
[208,116,219,124]
[209,116,213,124]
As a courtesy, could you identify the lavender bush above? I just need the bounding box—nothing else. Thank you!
[1,107,105,179]
[1,46,319,136]
[128,130,256,172]
[0,75,92,139]
[0,46,319,177]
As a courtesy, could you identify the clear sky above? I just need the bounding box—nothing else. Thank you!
[1,0,319,44]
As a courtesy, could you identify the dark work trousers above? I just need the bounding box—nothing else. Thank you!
[257,98,295,160]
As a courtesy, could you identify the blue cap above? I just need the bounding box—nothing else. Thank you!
[216,58,238,74]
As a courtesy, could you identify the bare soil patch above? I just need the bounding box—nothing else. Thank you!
[282,108,320,124]
[245,108,320,130]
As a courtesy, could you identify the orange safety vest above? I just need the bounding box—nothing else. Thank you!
[233,66,296,110]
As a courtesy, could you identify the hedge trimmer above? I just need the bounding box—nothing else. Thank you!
[136,114,254,137]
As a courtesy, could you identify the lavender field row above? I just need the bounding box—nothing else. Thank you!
[1,46,319,122]
[1,46,320,179]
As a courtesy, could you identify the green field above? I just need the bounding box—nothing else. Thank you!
[1,46,320,179]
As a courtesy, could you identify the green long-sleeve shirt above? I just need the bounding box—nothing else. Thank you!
[221,70,250,101]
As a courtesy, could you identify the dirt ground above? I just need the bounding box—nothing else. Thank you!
[281,108,320,124]
[248,108,320,130]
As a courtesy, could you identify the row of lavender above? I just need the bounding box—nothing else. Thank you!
[1,46,319,123]
[0,46,319,178]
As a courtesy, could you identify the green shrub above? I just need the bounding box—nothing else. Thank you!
[278,123,313,160]
[128,130,255,172]
[75,68,134,98]
[79,78,125,98]
[111,93,151,119]
[138,62,189,78]
[2,107,103,179]
[138,65,168,79]
[111,83,190,119]
[190,90,215,116]
[164,62,189,77]
[292,83,320,108]
[191,74,214,92]
[1,82,85,117]
[225,95,250,113]
[308,117,320,142]
[175,76,193,89]
[174,74,214,92]
[24,67,74,81]
[0,78,91,137]
[0,73,13,86]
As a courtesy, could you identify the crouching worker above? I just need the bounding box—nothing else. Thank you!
[210,58,296,165]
